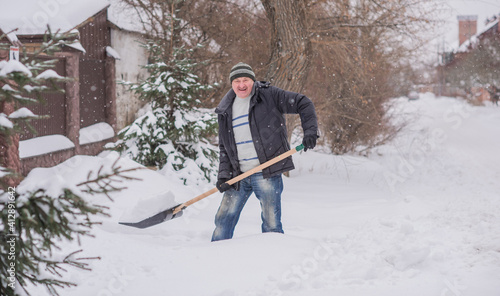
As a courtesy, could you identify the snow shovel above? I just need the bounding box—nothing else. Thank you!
[119,144,305,229]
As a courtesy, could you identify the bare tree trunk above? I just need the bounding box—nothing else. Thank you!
[261,0,312,176]
[261,0,311,93]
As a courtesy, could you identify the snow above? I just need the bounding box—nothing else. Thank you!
[0,113,13,129]
[483,18,499,35]
[0,166,9,179]
[0,0,148,56]
[65,41,86,53]
[79,122,115,145]
[8,107,36,119]
[2,84,15,92]
[106,46,121,60]
[19,93,500,296]
[35,69,64,80]
[19,134,74,159]
[0,0,110,35]
[0,60,32,77]
[6,31,19,43]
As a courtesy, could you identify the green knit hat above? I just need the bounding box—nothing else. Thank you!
[229,62,256,83]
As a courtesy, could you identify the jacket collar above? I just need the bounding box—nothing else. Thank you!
[256,80,270,88]
[215,88,235,114]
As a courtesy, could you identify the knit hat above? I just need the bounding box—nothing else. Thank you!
[229,62,256,83]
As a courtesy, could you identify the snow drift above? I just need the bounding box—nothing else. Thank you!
[22,93,500,296]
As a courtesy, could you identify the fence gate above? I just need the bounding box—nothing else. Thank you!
[20,56,66,140]
[79,58,106,128]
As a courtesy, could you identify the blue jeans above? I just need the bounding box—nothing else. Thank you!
[211,173,284,241]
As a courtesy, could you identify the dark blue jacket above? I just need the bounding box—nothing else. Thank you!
[215,81,318,182]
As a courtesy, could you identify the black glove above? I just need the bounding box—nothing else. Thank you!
[302,134,317,152]
[216,178,232,193]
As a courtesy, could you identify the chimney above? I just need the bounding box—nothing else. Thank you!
[457,15,478,46]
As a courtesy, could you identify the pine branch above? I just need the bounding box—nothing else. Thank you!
[76,157,143,201]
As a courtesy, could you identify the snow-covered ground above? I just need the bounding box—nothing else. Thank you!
[23,93,500,296]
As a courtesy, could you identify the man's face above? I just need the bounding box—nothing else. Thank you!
[232,77,254,98]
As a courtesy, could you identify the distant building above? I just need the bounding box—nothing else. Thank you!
[107,0,150,130]
[437,13,500,103]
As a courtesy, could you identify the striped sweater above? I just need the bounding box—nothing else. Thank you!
[232,94,260,172]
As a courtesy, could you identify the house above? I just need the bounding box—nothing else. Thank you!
[438,14,500,103]
[107,0,150,129]
[0,0,149,176]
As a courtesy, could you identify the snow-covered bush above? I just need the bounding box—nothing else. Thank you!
[111,42,219,185]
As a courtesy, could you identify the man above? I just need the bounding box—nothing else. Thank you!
[212,62,318,241]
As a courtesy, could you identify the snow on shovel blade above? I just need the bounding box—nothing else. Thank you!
[119,204,183,229]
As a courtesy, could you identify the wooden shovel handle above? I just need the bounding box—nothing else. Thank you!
[173,144,304,214]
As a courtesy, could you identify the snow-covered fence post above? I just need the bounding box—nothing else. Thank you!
[104,54,117,133]
[54,51,81,153]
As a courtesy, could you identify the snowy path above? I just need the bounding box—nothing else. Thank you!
[25,95,500,296]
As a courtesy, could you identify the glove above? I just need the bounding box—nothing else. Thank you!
[216,178,232,193]
[302,134,317,152]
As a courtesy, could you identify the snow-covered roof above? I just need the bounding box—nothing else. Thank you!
[0,0,148,37]
[0,0,110,35]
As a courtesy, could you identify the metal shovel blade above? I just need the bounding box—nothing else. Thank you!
[118,144,305,230]
[119,204,183,229]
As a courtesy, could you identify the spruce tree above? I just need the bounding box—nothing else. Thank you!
[113,42,218,185]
